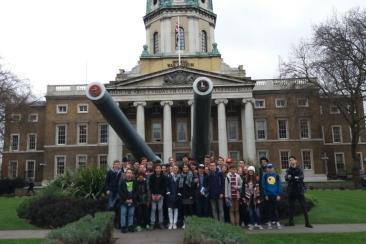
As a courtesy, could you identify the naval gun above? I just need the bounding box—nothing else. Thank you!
[86,82,162,164]
[191,77,214,163]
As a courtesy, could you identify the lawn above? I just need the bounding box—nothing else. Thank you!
[248,232,366,244]
[0,240,42,244]
[0,197,37,230]
[293,189,366,224]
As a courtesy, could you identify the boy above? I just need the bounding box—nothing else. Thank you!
[119,169,137,233]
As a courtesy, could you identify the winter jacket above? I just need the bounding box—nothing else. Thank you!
[180,172,194,204]
[166,173,182,208]
[225,172,243,199]
[207,169,225,199]
[194,173,208,198]
[136,177,150,205]
[241,180,261,207]
[261,172,282,197]
[285,166,305,196]
[118,179,138,205]
[105,169,122,194]
[149,173,167,196]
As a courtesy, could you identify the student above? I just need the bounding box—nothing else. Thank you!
[225,165,243,225]
[285,156,313,228]
[135,170,150,231]
[195,164,209,217]
[242,166,263,230]
[105,160,123,228]
[207,161,225,222]
[261,163,282,229]
[180,164,194,229]
[166,165,182,230]
[149,164,167,229]
[119,169,137,233]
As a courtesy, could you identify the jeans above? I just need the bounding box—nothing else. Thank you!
[196,195,209,217]
[248,203,261,225]
[150,196,164,225]
[210,198,224,222]
[120,204,135,228]
[107,192,118,210]
[266,196,279,222]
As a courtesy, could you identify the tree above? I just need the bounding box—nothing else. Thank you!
[280,8,366,187]
[0,59,33,155]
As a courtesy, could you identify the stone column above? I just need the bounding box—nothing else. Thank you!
[188,100,194,141]
[243,99,256,162]
[133,101,147,140]
[215,99,228,158]
[161,101,173,164]
[107,125,123,168]
[241,105,247,160]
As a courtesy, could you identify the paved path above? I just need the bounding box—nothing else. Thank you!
[0,224,365,241]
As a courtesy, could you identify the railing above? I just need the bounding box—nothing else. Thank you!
[254,78,312,90]
[47,85,87,96]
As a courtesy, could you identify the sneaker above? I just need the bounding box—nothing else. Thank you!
[173,224,177,229]
[182,224,185,229]
[168,224,173,230]
[276,222,282,229]
[136,226,142,232]
[305,223,313,228]
[145,224,151,230]
[267,222,272,230]
[248,224,254,231]
[257,225,264,230]
[241,222,246,228]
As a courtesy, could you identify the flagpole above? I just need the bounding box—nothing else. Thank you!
[178,16,181,66]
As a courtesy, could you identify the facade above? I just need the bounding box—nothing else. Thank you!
[2,0,366,183]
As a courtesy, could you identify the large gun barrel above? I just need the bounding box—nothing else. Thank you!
[191,77,213,163]
[86,82,162,164]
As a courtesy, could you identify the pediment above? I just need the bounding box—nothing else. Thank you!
[107,67,254,90]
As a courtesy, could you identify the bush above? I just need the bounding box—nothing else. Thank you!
[45,212,114,244]
[277,194,316,219]
[0,178,25,195]
[50,167,107,199]
[17,189,106,228]
[184,216,247,244]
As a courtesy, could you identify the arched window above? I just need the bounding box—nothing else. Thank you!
[201,30,208,52]
[153,32,159,54]
[176,27,185,50]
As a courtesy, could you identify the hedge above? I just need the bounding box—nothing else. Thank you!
[184,216,247,244]
[45,212,114,244]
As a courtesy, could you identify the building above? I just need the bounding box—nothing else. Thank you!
[2,0,366,183]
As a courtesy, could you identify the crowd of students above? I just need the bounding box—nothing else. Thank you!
[105,155,312,233]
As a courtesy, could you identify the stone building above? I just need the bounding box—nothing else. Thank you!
[2,0,366,183]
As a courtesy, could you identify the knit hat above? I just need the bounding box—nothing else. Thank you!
[248,166,255,173]
[266,163,273,168]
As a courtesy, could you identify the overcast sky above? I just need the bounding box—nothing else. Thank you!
[0,0,365,96]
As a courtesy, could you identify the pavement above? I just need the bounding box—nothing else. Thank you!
[0,224,365,242]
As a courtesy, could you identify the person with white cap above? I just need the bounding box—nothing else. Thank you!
[241,166,263,230]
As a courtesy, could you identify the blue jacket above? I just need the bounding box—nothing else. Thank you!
[207,170,225,199]
[261,172,282,197]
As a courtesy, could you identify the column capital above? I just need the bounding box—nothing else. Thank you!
[242,98,255,105]
[187,100,194,106]
[215,99,228,105]
[160,100,174,107]
[133,101,147,107]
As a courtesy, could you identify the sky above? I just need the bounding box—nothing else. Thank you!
[0,0,365,97]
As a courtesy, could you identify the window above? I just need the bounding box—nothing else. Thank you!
[177,121,188,142]
[27,134,37,151]
[8,161,18,178]
[10,134,19,151]
[78,104,88,113]
[275,98,287,108]
[280,151,290,170]
[356,152,364,173]
[277,119,288,139]
[77,155,87,168]
[299,119,310,139]
[334,153,345,173]
[56,104,68,114]
[330,105,340,114]
[26,160,36,179]
[301,150,312,170]
[98,124,108,144]
[28,113,38,122]
[255,120,267,140]
[98,154,108,169]
[229,151,240,163]
[227,118,239,140]
[332,126,342,143]
[11,114,21,123]
[176,27,185,50]
[254,99,265,109]
[153,32,159,54]
[77,124,88,144]
[152,122,162,142]
[258,150,269,160]
[201,30,208,52]
[55,156,66,176]
[56,125,67,145]
[297,98,309,107]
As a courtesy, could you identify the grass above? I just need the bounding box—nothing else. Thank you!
[0,240,42,244]
[294,189,366,224]
[248,232,366,244]
[0,197,37,230]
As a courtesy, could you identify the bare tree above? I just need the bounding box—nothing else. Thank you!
[0,59,33,155]
[280,8,366,187]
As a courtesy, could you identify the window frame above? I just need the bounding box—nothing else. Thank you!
[297,97,309,107]
[76,154,88,169]
[176,119,188,142]
[332,125,342,143]
[334,152,345,174]
[10,114,21,123]
[151,121,162,142]
[26,160,36,179]
[54,155,66,177]
[275,98,287,108]
[277,119,289,139]
[254,99,266,109]
[77,104,89,113]
[27,133,37,151]
[279,150,291,170]
[255,119,267,140]
[301,149,313,170]
[8,160,18,179]
[227,117,239,141]
[98,123,109,144]
[28,113,39,122]
[56,104,68,114]
[10,134,20,151]
[56,124,67,145]
[299,118,311,139]
[98,154,108,169]
[77,123,88,144]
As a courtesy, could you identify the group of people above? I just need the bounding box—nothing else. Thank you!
[105,154,313,233]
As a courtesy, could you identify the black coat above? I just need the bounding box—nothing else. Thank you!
[105,169,122,194]
[118,179,138,205]
[285,167,305,196]
[149,174,167,196]
[166,174,182,208]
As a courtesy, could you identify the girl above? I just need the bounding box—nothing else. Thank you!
[166,165,182,229]
[180,164,194,229]
[149,164,167,229]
